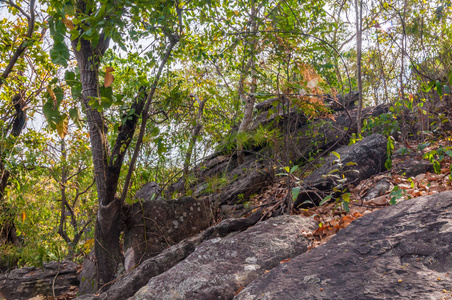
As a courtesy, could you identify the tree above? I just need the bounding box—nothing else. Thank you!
[0,0,37,245]
[46,0,184,289]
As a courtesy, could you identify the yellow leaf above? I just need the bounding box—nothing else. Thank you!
[233,10,239,15]
[56,116,69,139]
[47,86,57,108]
[104,67,115,87]
[22,211,26,222]
[62,18,74,31]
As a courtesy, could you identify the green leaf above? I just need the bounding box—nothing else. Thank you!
[319,194,332,206]
[444,85,451,95]
[385,158,392,170]
[69,107,83,129]
[50,42,69,67]
[436,80,443,96]
[42,99,62,129]
[433,160,441,174]
[292,187,300,201]
[342,201,349,212]
[344,161,358,167]
[331,151,340,159]
[424,80,435,93]
[290,165,299,174]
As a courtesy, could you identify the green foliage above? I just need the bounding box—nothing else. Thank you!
[216,125,281,153]
[385,136,395,170]
[202,174,229,195]
[421,144,452,174]
[389,186,404,205]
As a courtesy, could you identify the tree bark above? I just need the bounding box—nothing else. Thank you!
[237,0,258,165]
[355,0,363,133]
[184,95,208,175]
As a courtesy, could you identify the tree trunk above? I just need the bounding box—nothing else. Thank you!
[184,95,208,175]
[71,32,123,289]
[355,0,363,133]
[237,0,258,165]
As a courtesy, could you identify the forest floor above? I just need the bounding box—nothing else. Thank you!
[248,137,452,252]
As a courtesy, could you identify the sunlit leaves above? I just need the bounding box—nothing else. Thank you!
[49,18,70,67]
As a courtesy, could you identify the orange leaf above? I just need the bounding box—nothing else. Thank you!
[22,211,26,221]
[235,287,244,296]
[280,258,291,264]
[62,18,74,31]
[341,215,354,222]
[104,67,115,87]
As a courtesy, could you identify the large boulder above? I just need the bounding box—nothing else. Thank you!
[236,191,452,300]
[131,215,317,300]
[76,211,264,300]
[123,196,212,271]
[0,261,78,299]
[295,133,388,207]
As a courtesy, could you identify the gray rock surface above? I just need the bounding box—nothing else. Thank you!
[364,179,391,201]
[76,210,264,300]
[135,181,163,201]
[394,157,433,178]
[123,196,212,271]
[236,191,452,300]
[295,133,388,207]
[0,261,78,299]
[131,215,317,300]
[78,250,97,295]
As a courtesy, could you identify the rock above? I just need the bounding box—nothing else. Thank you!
[76,210,263,300]
[135,182,163,201]
[394,158,433,178]
[78,251,97,295]
[295,133,388,207]
[131,215,317,300]
[166,105,388,208]
[122,197,212,271]
[207,160,274,206]
[363,179,391,201]
[235,191,452,300]
[0,261,79,299]
[323,91,359,111]
[286,104,388,164]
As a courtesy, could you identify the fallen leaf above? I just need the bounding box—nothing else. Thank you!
[235,287,244,295]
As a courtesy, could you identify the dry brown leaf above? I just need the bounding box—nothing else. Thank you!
[104,67,115,87]
[235,287,244,296]
[62,17,74,30]
[280,258,291,264]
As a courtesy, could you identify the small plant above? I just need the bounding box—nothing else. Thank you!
[292,151,358,212]
[203,173,229,194]
[389,186,404,205]
[385,136,395,170]
[420,144,452,174]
